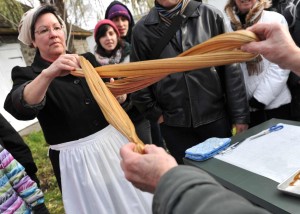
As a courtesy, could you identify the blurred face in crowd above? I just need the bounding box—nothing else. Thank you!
[111,16,129,37]
[234,0,257,14]
[99,26,118,53]
[156,0,181,9]
[32,13,66,61]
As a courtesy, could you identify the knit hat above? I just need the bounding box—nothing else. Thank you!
[107,4,131,23]
[94,19,120,40]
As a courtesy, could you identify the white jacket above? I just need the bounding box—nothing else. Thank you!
[225,10,291,110]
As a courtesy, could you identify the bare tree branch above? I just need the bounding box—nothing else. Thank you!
[0,0,24,29]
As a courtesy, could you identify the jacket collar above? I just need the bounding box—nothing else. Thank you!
[31,51,52,74]
[144,3,201,26]
[144,7,161,25]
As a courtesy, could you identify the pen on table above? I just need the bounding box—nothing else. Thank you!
[248,124,284,141]
[221,124,284,155]
[221,139,245,155]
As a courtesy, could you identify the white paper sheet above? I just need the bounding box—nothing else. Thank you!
[215,123,300,183]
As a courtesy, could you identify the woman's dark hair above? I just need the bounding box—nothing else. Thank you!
[94,24,124,57]
[104,1,135,44]
[30,5,62,41]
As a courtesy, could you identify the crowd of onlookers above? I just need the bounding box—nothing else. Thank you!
[1,0,299,213]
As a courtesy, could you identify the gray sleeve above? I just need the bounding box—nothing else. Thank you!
[153,165,271,214]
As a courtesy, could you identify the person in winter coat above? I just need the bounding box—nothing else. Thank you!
[280,0,300,121]
[131,0,249,164]
[224,0,291,127]
[93,19,130,67]
[4,4,152,214]
[104,3,161,146]
[0,145,49,214]
[93,19,152,145]
[105,1,135,44]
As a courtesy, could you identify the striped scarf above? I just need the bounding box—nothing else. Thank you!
[155,0,190,26]
[225,0,271,30]
[225,0,271,75]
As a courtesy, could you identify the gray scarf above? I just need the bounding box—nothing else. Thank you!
[95,49,122,66]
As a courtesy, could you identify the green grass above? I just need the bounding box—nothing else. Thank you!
[23,131,65,214]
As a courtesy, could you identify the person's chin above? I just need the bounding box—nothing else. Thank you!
[119,31,126,36]
[49,43,64,50]
[106,46,115,51]
[50,46,65,55]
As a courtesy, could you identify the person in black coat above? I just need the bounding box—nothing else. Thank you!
[105,2,161,147]
[130,0,249,164]
[4,4,152,214]
[269,0,300,121]
[282,0,300,120]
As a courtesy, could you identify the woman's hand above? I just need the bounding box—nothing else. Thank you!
[116,94,127,104]
[158,115,164,124]
[110,78,127,104]
[24,54,80,105]
[42,54,80,79]
[234,123,248,134]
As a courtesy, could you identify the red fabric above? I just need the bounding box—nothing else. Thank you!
[94,19,120,40]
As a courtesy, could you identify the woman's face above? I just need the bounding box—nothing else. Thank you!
[99,26,118,53]
[32,13,66,61]
[111,16,129,37]
[156,0,181,9]
[234,0,257,14]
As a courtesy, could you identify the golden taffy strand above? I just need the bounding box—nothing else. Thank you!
[72,30,259,96]
[79,57,144,153]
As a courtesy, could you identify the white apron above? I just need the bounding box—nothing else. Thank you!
[50,125,153,214]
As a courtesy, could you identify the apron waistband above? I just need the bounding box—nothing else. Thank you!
[49,125,116,151]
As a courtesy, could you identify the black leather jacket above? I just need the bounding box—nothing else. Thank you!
[131,3,249,127]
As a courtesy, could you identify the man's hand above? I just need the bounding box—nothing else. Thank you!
[241,23,300,73]
[120,143,177,193]
[234,123,248,134]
